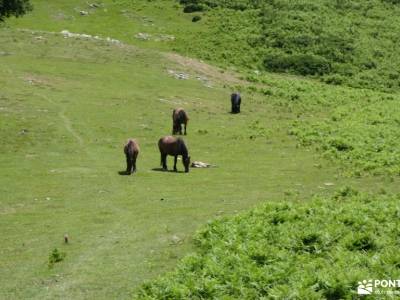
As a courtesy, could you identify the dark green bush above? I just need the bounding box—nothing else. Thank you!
[323,74,344,85]
[192,15,202,22]
[183,3,207,13]
[48,248,66,268]
[264,53,331,76]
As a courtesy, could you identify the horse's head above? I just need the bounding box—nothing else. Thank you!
[183,156,191,173]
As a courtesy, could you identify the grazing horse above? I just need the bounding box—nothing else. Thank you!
[231,92,241,113]
[172,108,189,135]
[124,139,140,174]
[158,136,190,173]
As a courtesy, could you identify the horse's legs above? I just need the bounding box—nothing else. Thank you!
[161,154,167,170]
[132,155,137,173]
[173,155,178,172]
[184,122,187,135]
[126,157,132,174]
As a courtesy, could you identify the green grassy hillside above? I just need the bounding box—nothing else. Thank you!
[7,0,400,177]
[1,1,400,299]
[178,0,400,92]
[1,28,372,299]
[11,0,400,93]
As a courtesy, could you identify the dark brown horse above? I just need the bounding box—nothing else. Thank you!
[124,139,139,174]
[231,92,241,113]
[158,136,190,173]
[172,108,189,135]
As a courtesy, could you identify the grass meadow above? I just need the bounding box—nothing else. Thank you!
[1,0,400,299]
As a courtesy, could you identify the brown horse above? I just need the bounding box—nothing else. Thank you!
[124,139,139,174]
[158,136,190,173]
[172,108,189,135]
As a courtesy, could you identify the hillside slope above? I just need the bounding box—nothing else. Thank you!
[8,0,400,177]
[10,0,400,92]
[178,0,400,92]
[1,27,366,299]
[1,1,400,299]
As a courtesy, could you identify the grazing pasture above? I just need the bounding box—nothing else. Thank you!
[1,0,400,299]
[0,29,370,299]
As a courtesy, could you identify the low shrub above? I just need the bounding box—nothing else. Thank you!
[191,15,201,22]
[183,3,207,13]
[48,248,66,268]
[264,53,331,76]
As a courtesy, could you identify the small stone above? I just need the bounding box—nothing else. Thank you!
[170,235,182,245]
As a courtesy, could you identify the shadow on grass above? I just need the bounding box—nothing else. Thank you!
[118,170,132,176]
[151,168,186,173]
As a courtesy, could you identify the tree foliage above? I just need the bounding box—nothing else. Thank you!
[0,0,32,22]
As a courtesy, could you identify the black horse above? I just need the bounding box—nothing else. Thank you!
[124,139,140,174]
[231,92,241,114]
[158,136,190,173]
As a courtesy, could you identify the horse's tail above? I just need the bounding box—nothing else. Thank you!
[184,110,189,122]
[126,140,134,158]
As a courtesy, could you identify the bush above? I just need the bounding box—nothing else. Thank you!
[183,3,207,13]
[192,15,202,22]
[48,248,66,268]
[323,74,345,85]
[264,53,331,76]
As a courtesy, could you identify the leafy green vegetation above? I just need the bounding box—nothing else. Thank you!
[48,248,66,268]
[227,71,400,177]
[289,95,400,177]
[178,0,400,92]
[0,0,32,21]
[136,188,400,299]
